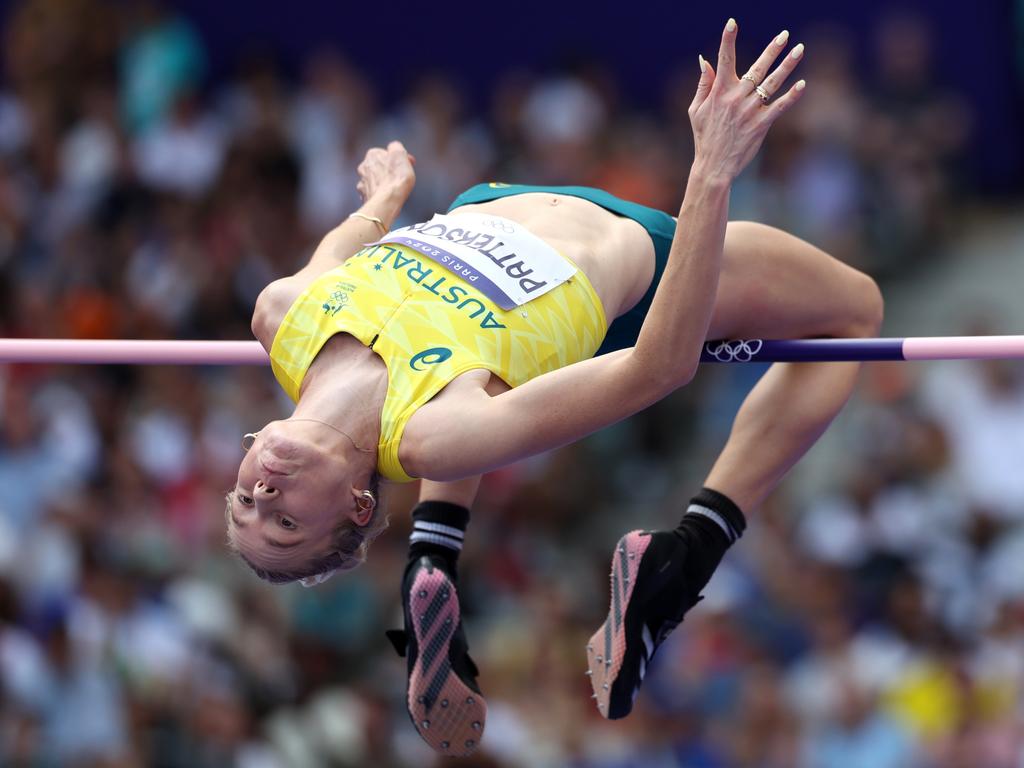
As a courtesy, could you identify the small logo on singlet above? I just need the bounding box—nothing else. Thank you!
[488,182,511,188]
[321,281,357,316]
[410,347,453,371]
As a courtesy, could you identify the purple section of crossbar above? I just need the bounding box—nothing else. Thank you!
[700,339,906,363]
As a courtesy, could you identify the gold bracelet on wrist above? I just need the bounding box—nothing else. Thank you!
[349,212,388,237]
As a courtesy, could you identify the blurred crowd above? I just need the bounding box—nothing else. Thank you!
[0,1,1020,767]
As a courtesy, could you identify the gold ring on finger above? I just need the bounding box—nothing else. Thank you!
[755,85,771,104]
[741,73,760,87]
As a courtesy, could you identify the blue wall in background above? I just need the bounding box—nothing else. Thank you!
[167,0,1023,192]
[0,0,1020,190]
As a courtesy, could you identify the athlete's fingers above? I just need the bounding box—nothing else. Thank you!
[689,55,716,114]
[759,79,806,125]
[715,18,739,81]
[362,147,386,167]
[738,30,789,92]
[758,42,804,98]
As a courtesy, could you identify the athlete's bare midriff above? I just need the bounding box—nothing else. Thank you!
[449,193,658,323]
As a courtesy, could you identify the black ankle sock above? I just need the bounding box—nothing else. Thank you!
[407,501,470,577]
[672,487,747,594]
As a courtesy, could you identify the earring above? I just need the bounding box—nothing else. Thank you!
[299,569,338,588]
[242,433,259,452]
[357,490,376,511]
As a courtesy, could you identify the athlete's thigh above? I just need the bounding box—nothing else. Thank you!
[707,221,880,340]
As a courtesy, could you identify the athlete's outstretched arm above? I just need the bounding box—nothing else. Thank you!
[296,141,416,278]
[633,21,805,385]
[404,21,807,481]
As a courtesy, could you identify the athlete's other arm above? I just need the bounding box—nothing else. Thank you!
[296,141,417,279]
[404,21,806,481]
[251,142,416,346]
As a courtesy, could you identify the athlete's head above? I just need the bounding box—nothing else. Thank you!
[226,419,387,585]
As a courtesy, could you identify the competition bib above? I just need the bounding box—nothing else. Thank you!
[372,212,577,310]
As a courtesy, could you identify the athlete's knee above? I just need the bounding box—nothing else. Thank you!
[842,270,884,338]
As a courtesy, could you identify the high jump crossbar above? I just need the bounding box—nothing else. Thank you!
[0,336,1022,366]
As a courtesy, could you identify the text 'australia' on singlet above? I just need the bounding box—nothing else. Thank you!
[269,217,607,482]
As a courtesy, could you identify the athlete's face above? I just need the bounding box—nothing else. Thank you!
[227,420,363,572]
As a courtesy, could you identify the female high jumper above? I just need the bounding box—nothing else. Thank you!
[226,20,883,756]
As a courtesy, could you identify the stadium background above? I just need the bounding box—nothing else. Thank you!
[1,1,1024,766]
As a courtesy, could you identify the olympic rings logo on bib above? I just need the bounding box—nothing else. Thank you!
[484,219,517,234]
[704,339,764,362]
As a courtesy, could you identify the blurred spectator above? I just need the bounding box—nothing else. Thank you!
[861,11,971,271]
[35,614,131,765]
[288,52,374,235]
[801,675,915,768]
[120,2,206,135]
[375,73,494,222]
[132,93,226,197]
[519,72,607,185]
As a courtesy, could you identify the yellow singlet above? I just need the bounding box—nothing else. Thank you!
[269,241,607,482]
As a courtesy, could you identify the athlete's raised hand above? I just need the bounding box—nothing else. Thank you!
[356,140,416,203]
[688,19,806,183]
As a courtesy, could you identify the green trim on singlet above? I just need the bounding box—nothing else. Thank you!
[448,183,676,356]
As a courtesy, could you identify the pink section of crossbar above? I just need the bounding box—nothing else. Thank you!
[0,339,269,365]
[903,335,1024,361]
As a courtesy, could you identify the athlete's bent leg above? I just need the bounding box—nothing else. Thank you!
[588,222,882,719]
[703,220,884,511]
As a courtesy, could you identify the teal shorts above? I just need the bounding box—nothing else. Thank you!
[448,183,675,356]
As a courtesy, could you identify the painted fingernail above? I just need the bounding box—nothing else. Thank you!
[776,30,789,45]
[698,54,707,73]
[790,43,805,59]
[795,79,806,91]
[726,18,737,32]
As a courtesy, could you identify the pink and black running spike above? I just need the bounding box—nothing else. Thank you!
[401,565,486,757]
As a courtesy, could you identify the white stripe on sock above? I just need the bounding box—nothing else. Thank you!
[413,521,465,540]
[686,503,736,543]
[409,531,464,551]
